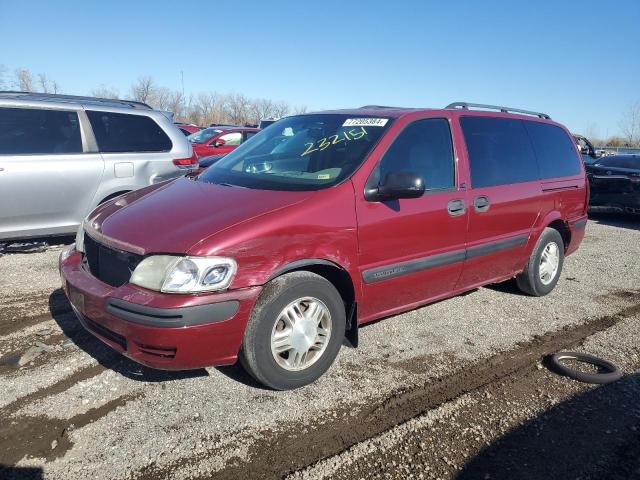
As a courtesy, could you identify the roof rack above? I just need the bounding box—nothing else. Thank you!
[359,105,406,109]
[445,102,550,120]
[0,91,153,110]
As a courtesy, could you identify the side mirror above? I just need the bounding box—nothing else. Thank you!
[214,138,226,147]
[371,172,425,201]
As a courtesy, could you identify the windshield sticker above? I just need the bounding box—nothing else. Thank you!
[301,127,368,157]
[342,118,388,127]
[317,174,331,180]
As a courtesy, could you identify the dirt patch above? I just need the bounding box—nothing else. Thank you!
[0,289,70,337]
[135,298,637,480]
[0,393,137,464]
[1,364,106,417]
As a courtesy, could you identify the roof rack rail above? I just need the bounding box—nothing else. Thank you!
[445,102,550,120]
[0,91,153,110]
[359,105,404,109]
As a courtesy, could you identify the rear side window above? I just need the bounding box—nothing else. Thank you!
[461,117,538,188]
[524,121,581,178]
[0,107,82,155]
[217,132,242,146]
[379,118,455,190]
[87,111,172,153]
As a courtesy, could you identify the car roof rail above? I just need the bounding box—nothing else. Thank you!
[445,102,551,119]
[0,91,153,110]
[359,105,406,109]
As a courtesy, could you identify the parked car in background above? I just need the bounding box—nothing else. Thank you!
[573,134,599,164]
[187,126,259,158]
[0,92,197,241]
[60,102,587,390]
[258,118,278,129]
[198,153,228,170]
[586,154,640,213]
[175,123,201,136]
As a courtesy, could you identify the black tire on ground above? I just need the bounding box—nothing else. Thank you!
[516,227,565,296]
[548,351,623,384]
[239,271,346,390]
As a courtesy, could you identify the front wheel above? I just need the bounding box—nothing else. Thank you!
[240,271,345,390]
[516,228,565,296]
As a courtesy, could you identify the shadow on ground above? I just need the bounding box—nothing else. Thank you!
[0,465,43,480]
[588,210,640,232]
[49,289,209,383]
[457,373,640,480]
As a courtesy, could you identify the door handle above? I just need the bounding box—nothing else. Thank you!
[473,195,490,212]
[0,167,4,172]
[447,199,466,216]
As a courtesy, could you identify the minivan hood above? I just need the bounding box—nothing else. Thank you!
[87,178,314,254]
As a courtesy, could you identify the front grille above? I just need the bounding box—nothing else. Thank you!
[84,234,143,287]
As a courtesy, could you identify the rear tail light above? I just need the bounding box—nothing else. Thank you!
[173,152,198,169]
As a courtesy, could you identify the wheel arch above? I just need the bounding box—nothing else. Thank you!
[267,259,359,346]
[536,211,571,250]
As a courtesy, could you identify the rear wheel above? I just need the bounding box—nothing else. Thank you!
[240,271,345,390]
[516,228,564,296]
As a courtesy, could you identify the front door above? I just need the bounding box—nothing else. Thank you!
[356,117,468,321]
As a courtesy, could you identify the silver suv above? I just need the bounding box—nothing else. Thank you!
[0,92,196,241]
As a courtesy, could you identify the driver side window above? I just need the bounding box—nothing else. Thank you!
[379,118,455,190]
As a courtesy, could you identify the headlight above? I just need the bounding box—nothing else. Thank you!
[129,256,237,294]
[75,225,85,253]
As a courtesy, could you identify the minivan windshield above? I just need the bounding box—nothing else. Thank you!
[188,128,222,144]
[198,114,392,191]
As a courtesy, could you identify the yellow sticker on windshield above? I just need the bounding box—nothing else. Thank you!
[317,174,331,180]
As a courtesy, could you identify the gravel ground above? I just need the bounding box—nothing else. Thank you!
[0,213,639,479]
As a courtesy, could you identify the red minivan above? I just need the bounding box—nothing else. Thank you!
[187,126,260,158]
[60,103,588,390]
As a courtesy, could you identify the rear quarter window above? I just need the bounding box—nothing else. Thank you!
[461,116,539,188]
[87,111,172,153]
[523,121,581,178]
[0,107,82,155]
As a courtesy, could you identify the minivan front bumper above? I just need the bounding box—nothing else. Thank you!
[59,247,261,370]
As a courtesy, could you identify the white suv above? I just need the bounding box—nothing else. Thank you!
[0,92,197,241]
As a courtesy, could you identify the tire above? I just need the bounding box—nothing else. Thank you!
[516,227,565,296]
[548,352,623,384]
[240,271,346,390]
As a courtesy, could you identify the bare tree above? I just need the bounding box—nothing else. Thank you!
[166,90,186,121]
[37,73,61,94]
[619,101,640,147]
[14,68,34,92]
[292,104,308,115]
[0,65,7,89]
[249,98,276,124]
[130,76,156,104]
[224,93,253,125]
[91,85,120,99]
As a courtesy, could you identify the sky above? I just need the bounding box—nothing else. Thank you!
[1,0,638,138]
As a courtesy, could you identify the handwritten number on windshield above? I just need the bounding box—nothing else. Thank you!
[301,127,367,156]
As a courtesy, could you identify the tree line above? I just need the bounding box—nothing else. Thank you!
[0,66,307,127]
[1,65,638,144]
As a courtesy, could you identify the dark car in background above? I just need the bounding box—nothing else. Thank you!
[573,134,599,165]
[187,126,259,158]
[198,153,228,170]
[586,154,640,213]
